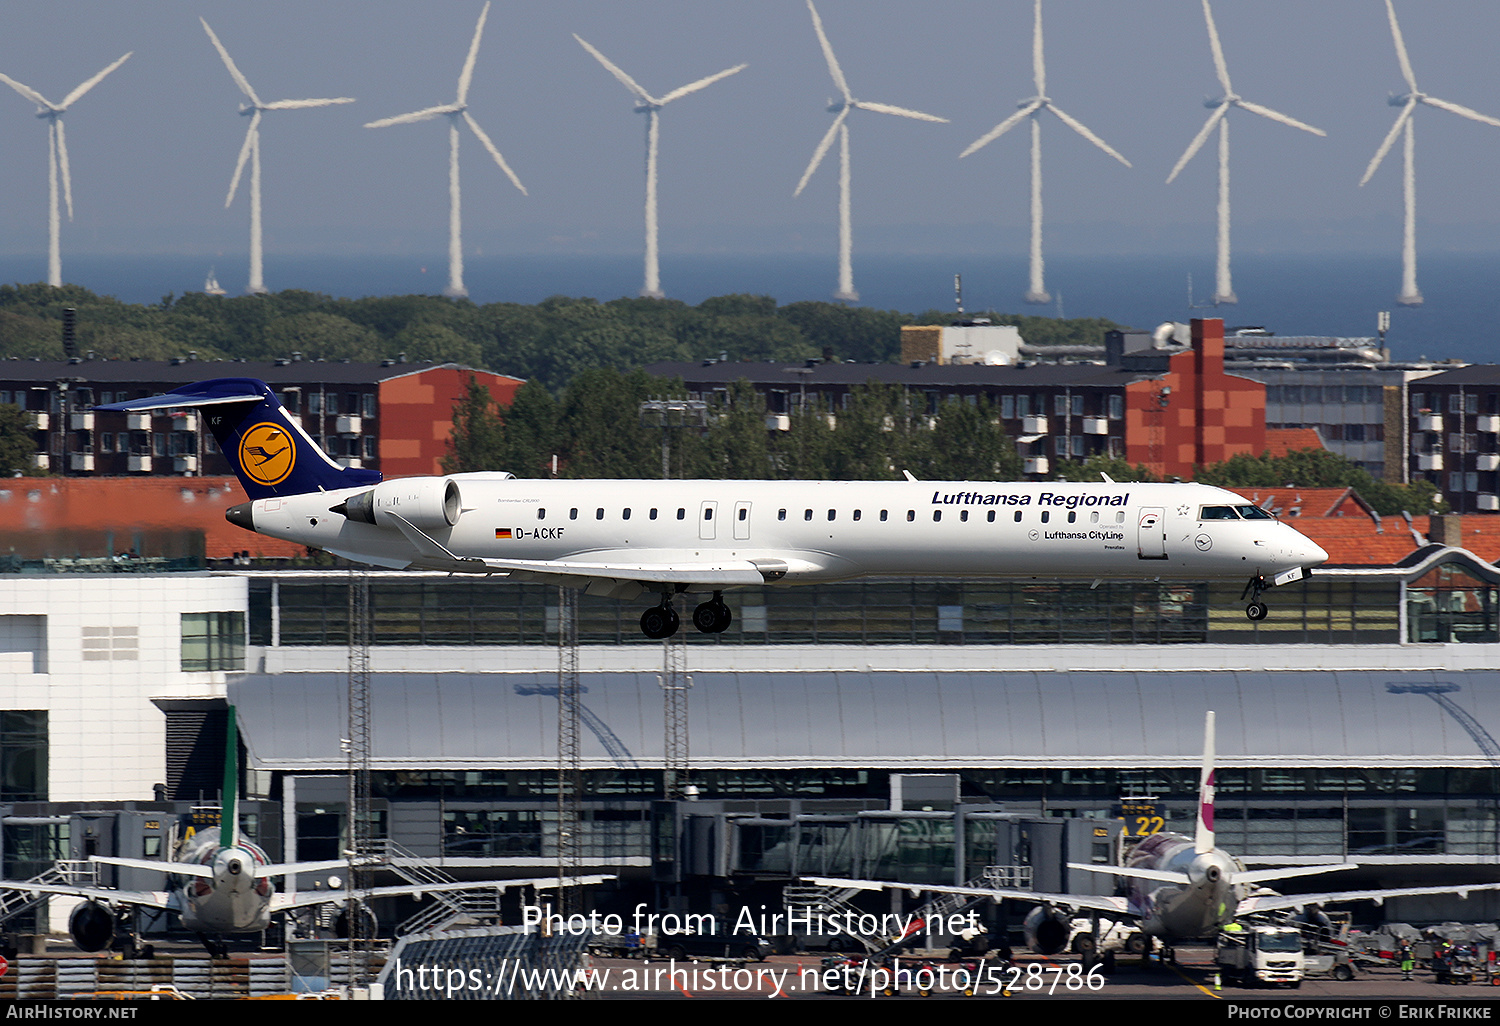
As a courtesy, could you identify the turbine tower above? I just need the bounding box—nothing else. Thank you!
[201,18,354,295]
[366,3,527,300]
[961,0,1128,306]
[1361,0,1500,307]
[574,34,746,299]
[0,52,132,288]
[1166,0,1324,306]
[795,0,947,303]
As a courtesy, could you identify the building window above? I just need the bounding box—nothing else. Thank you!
[0,711,46,802]
[82,626,138,661]
[181,612,245,672]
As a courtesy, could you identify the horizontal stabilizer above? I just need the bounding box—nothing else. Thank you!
[94,855,214,879]
[1066,862,1190,885]
[96,388,265,411]
[1235,863,1359,887]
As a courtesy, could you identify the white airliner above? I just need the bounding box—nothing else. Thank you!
[808,712,1500,960]
[6,708,610,956]
[98,378,1328,637]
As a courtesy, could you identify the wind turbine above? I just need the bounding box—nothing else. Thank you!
[961,0,1128,306]
[201,18,354,295]
[795,0,946,303]
[366,3,526,300]
[1360,0,1500,308]
[1166,0,1324,306]
[574,34,746,299]
[0,52,131,288]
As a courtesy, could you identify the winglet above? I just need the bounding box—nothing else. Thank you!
[1195,710,1216,855]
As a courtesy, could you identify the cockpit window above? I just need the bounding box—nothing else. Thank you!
[1235,505,1275,520]
[1199,505,1240,520]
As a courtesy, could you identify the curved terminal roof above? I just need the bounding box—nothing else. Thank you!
[230,668,1500,772]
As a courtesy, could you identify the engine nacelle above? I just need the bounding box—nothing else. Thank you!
[69,900,115,952]
[1023,905,1072,955]
[338,478,462,530]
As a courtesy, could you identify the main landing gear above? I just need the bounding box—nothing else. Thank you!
[639,592,733,639]
[1242,575,1269,621]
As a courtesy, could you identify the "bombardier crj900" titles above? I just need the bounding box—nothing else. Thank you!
[100,379,1328,638]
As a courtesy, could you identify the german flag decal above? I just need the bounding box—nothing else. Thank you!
[495,528,513,539]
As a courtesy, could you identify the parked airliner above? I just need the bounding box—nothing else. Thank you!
[99,378,1328,637]
[809,712,1500,960]
[4,707,610,956]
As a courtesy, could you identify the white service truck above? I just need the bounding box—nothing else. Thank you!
[1215,925,1305,987]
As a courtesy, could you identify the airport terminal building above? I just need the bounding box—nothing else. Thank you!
[5,539,1500,930]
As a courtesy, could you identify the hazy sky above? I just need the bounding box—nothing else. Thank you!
[2,0,1499,266]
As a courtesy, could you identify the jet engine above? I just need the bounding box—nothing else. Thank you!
[1023,904,1072,955]
[68,900,115,952]
[335,478,462,530]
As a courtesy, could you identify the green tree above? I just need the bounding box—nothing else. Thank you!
[498,380,561,478]
[1052,454,1158,483]
[0,404,37,475]
[1198,448,1444,515]
[442,377,506,474]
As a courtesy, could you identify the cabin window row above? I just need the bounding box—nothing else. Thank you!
[530,506,1129,525]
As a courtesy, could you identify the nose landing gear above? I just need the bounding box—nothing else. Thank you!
[1242,575,1269,621]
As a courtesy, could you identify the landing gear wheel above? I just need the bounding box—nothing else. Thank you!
[640,605,680,639]
[1246,602,1268,621]
[692,600,733,634]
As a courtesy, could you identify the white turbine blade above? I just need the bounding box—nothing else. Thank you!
[960,102,1040,159]
[462,110,527,195]
[261,98,356,110]
[1202,0,1232,96]
[855,100,947,123]
[1031,0,1045,98]
[364,105,456,128]
[658,64,747,106]
[1048,104,1131,167]
[456,1,491,106]
[805,0,851,103]
[201,18,260,107]
[794,105,849,196]
[1167,103,1228,183]
[55,119,73,220]
[0,72,51,109]
[1236,99,1326,136]
[573,35,653,104]
[60,52,132,110]
[226,111,260,207]
[1359,101,1413,186]
[1385,0,1418,95]
[1421,95,1500,129]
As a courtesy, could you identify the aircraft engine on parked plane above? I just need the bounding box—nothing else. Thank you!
[68,900,115,952]
[1023,904,1072,955]
[335,478,462,530]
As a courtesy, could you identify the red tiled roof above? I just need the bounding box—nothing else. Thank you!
[1239,487,1370,519]
[1262,428,1326,458]
[1288,517,1425,567]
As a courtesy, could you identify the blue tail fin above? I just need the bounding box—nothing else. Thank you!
[97,378,381,499]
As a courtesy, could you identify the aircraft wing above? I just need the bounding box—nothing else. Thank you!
[1238,880,1500,916]
[382,513,777,586]
[806,877,1135,918]
[271,874,616,913]
[1,880,174,911]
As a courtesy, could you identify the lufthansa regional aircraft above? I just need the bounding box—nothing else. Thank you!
[6,708,610,956]
[99,378,1329,637]
[808,713,1500,960]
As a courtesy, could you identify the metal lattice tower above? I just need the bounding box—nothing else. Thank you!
[555,585,582,915]
[345,569,374,985]
[660,635,692,800]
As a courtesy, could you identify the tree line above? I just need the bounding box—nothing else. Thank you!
[0,284,1122,395]
[443,369,1444,515]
